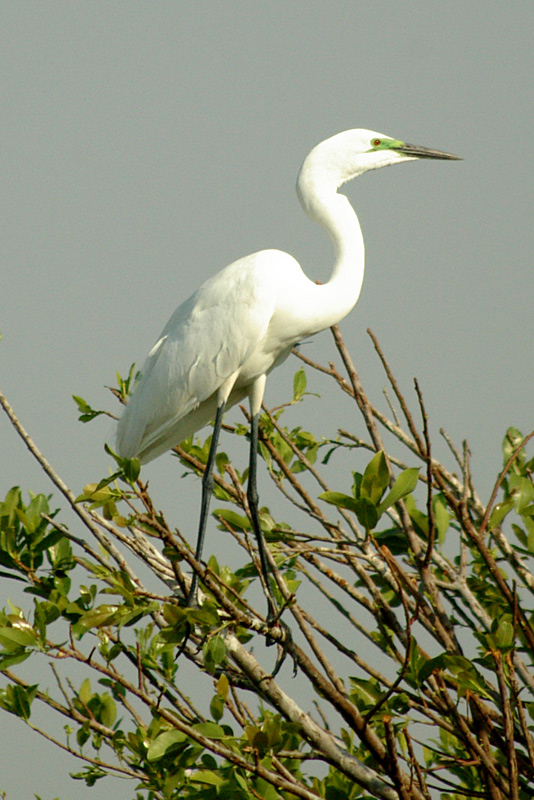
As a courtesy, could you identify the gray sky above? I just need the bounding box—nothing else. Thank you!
[1,3,533,797]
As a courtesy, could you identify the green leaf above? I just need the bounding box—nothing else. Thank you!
[378,468,420,516]
[360,451,389,504]
[251,730,269,757]
[418,653,491,697]
[78,678,92,705]
[0,651,31,669]
[79,605,121,629]
[215,451,230,475]
[0,626,38,649]
[502,427,525,470]
[115,363,137,399]
[0,683,36,720]
[192,721,228,740]
[319,492,359,513]
[433,495,451,544]
[98,693,117,727]
[488,618,515,651]
[320,490,381,530]
[374,526,409,555]
[146,729,187,761]
[292,368,307,402]
[23,494,50,534]
[354,497,378,532]
[210,693,224,722]
[215,509,251,531]
[216,673,229,699]
[71,765,106,786]
[0,487,22,524]
[508,474,534,513]
[122,457,141,484]
[73,395,107,423]
[103,445,141,485]
[190,770,224,787]
[162,603,188,627]
[76,482,118,505]
[349,676,384,708]
[47,536,74,570]
[203,635,227,673]
[488,499,514,531]
[0,571,25,583]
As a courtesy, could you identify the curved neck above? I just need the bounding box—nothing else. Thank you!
[298,175,365,333]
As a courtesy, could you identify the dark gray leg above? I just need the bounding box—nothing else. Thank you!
[188,403,225,606]
[247,411,278,623]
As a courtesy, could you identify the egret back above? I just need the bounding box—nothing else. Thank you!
[116,250,301,462]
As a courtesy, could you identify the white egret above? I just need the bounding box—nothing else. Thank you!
[116,129,460,618]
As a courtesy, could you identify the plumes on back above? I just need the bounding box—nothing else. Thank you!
[116,250,305,463]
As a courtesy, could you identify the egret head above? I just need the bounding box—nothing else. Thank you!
[297,128,461,198]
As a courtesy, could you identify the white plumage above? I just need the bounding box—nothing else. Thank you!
[117,128,460,463]
[114,128,459,613]
[117,250,307,461]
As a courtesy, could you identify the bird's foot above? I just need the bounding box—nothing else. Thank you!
[173,586,202,660]
[264,600,296,677]
[268,619,295,677]
[186,591,200,610]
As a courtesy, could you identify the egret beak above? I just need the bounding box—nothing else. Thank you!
[396,143,462,161]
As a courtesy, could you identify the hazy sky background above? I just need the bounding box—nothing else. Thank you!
[1,3,533,797]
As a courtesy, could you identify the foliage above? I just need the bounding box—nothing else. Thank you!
[1,326,534,800]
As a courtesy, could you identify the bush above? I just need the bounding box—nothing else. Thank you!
[1,326,534,800]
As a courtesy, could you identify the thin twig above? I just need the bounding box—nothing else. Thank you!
[403,729,432,800]
[414,379,435,570]
[367,329,426,456]
[492,650,519,800]
[479,430,534,536]
[383,716,412,800]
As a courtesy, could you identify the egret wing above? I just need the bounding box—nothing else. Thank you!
[116,255,276,460]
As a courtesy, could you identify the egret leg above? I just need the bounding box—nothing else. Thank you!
[247,411,278,623]
[188,403,225,606]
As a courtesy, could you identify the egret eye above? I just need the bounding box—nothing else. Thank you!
[372,138,381,147]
